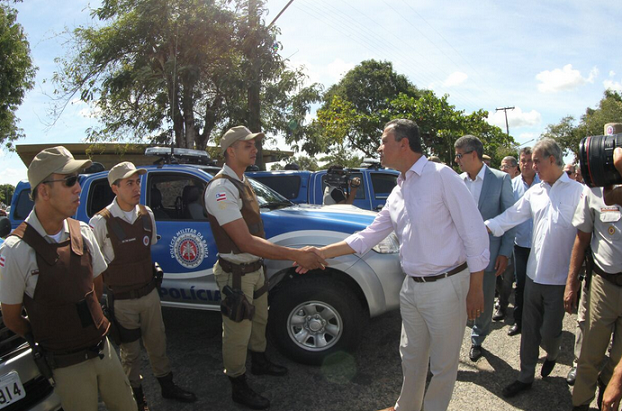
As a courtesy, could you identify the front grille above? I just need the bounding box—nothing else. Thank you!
[2,376,55,411]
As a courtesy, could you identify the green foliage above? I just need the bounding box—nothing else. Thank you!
[0,3,36,149]
[53,0,321,153]
[542,91,622,162]
[311,60,513,166]
[270,155,319,171]
[0,183,14,205]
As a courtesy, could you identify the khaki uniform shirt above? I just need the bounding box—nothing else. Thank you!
[88,199,158,264]
[0,210,107,304]
[573,185,622,273]
[204,164,261,264]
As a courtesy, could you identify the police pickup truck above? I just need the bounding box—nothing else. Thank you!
[246,162,399,211]
[8,148,404,365]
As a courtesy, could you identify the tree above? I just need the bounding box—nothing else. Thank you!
[270,155,319,171]
[0,183,14,206]
[53,0,320,158]
[0,2,36,149]
[310,60,513,165]
[541,91,622,162]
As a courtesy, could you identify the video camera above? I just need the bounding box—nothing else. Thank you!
[325,166,351,189]
[579,132,622,187]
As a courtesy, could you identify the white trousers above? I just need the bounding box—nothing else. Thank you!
[395,268,470,411]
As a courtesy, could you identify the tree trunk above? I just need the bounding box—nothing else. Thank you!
[247,0,264,169]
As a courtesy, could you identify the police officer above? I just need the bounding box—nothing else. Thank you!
[204,126,327,410]
[89,162,196,411]
[566,124,622,411]
[0,146,136,411]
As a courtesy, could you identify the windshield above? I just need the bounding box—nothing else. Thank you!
[248,178,292,209]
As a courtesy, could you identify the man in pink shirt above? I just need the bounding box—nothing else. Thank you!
[307,119,490,411]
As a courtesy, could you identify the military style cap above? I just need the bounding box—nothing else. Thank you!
[605,123,622,135]
[220,126,264,154]
[108,161,147,186]
[28,146,92,189]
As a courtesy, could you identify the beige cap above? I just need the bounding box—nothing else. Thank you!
[220,126,264,154]
[482,154,491,161]
[604,123,622,135]
[108,161,147,186]
[28,146,92,189]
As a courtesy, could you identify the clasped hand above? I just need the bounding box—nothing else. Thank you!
[293,247,327,274]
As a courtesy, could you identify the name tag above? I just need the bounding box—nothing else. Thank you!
[600,208,621,223]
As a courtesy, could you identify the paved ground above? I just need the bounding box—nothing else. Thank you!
[112,298,600,411]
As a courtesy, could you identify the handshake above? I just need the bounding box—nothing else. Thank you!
[292,246,328,274]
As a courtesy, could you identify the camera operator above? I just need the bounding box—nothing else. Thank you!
[323,165,361,205]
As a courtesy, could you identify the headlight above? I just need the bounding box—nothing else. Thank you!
[372,232,399,254]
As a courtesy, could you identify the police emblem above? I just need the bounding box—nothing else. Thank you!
[169,229,207,269]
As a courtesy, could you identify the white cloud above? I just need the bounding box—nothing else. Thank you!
[287,58,355,88]
[610,71,616,77]
[442,71,468,87]
[536,64,598,93]
[486,107,542,130]
[604,79,622,91]
[0,168,28,186]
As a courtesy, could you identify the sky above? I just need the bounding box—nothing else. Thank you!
[2,0,621,186]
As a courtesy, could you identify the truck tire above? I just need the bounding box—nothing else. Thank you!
[268,275,366,365]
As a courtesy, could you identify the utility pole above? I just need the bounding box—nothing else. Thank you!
[496,106,515,137]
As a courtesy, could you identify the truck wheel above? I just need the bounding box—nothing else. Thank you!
[268,275,366,365]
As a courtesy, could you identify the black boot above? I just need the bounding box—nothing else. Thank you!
[250,351,288,376]
[157,372,197,403]
[132,385,150,411]
[229,374,270,410]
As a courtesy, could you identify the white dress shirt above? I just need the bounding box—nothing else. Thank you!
[486,173,583,285]
[346,156,490,277]
[461,163,487,204]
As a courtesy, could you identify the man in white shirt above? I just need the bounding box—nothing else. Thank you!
[455,135,515,362]
[485,138,583,398]
[309,119,490,411]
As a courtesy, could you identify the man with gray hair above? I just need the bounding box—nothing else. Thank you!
[485,138,583,397]
[454,135,515,362]
[500,156,520,178]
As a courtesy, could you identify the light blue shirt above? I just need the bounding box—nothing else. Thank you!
[511,174,540,248]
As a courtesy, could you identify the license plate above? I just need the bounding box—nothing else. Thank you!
[0,371,25,409]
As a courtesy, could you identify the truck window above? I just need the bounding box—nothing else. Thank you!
[252,176,301,200]
[321,173,365,199]
[148,173,207,220]
[371,173,397,200]
[87,179,115,217]
[13,189,34,220]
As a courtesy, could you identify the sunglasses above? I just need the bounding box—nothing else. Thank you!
[455,151,473,160]
[42,175,79,187]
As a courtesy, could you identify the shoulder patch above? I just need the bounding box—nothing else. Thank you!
[216,192,227,202]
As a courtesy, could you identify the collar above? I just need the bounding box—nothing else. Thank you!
[26,209,70,241]
[462,163,487,182]
[398,156,427,186]
[222,164,245,183]
[110,198,139,222]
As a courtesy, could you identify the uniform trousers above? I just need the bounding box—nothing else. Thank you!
[573,278,589,366]
[53,337,136,411]
[115,288,171,387]
[214,261,268,378]
[395,268,470,411]
[518,277,565,383]
[573,274,622,406]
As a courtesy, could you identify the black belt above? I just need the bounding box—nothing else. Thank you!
[218,258,268,299]
[411,262,468,283]
[113,280,156,300]
[46,339,106,369]
[593,264,622,287]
